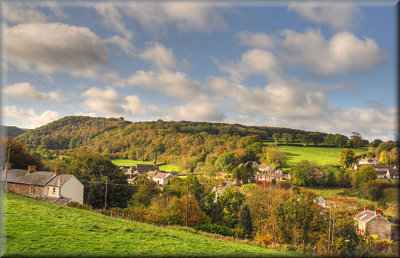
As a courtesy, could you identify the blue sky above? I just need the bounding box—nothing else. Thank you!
[1,1,397,141]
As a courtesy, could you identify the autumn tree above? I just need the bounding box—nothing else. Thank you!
[339,149,355,168]
[265,149,286,170]
[291,160,313,186]
[2,138,45,170]
[352,165,377,188]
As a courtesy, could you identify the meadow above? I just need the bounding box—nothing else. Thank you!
[264,143,367,168]
[3,193,300,257]
[304,185,399,220]
[112,159,180,172]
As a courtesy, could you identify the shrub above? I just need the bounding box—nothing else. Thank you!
[195,223,233,237]
[67,201,92,210]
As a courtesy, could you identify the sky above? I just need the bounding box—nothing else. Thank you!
[1,1,398,141]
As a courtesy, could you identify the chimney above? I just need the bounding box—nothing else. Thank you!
[364,205,369,211]
[376,209,382,216]
[55,168,61,174]
[27,165,36,173]
[6,163,12,170]
[57,175,61,186]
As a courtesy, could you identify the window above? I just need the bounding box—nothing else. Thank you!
[30,186,34,195]
[52,187,56,194]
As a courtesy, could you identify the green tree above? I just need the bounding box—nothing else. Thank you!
[334,134,348,148]
[238,203,253,239]
[353,165,377,188]
[48,149,132,208]
[291,160,313,186]
[326,169,337,187]
[325,134,335,146]
[129,174,160,207]
[216,187,245,228]
[265,149,286,170]
[272,133,280,143]
[3,138,45,170]
[215,151,236,172]
[371,139,383,147]
[273,191,323,245]
[339,149,355,168]
[309,132,324,146]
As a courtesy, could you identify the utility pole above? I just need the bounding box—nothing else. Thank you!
[5,142,11,191]
[185,184,189,227]
[328,205,331,254]
[104,179,108,214]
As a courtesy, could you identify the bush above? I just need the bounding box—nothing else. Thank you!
[195,223,233,237]
[67,201,92,210]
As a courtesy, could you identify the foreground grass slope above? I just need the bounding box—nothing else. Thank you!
[4,193,299,257]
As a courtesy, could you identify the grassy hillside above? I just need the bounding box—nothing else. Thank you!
[3,193,300,257]
[265,145,366,168]
[112,159,180,172]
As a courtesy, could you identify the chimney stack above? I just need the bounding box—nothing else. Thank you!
[58,175,61,186]
[28,165,36,173]
[364,205,369,211]
[55,168,61,174]
[376,209,382,216]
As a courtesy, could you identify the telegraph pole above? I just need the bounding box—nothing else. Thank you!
[185,184,189,227]
[104,179,108,213]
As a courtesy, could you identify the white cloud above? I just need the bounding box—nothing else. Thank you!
[5,22,109,77]
[163,96,225,122]
[208,76,327,119]
[139,42,178,70]
[75,112,97,117]
[92,2,133,40]
[236,31,274,49]
[276,29,386,78]
[4,82,68,104]
[4,106,60,128]
[288,1,363,30]
[123,2,226,32]
[216,49,282,81]
[103,35,135,56]
[127,70,203,100]
[4,3,48,23]
[82,87,145,117]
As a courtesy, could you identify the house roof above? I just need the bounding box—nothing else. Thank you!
[258,164,272,170]
[1,169,75,187]
[46,174,74,186]
[135,164,158,172]
[1,169,57,186]
[152,173,173,180]
[355,210,391,224]
[388,168,399,176]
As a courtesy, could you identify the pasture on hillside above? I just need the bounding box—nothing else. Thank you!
[3,193,300,257]
[112,159,180,172]
[304,185,399,221]
[264,143,367,168]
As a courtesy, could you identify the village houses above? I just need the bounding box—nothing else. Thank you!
[355,206,392,240]
[1,165,84,204]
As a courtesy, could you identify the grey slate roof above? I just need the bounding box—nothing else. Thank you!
[152,172,173,180]
[46,174,74,186]
[1,169,57,186]
[354,210,391,224]
[1,169,74,186]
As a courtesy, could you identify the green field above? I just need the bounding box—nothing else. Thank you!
[265,145,366,168]
[304,186,399,220]
[112,159,180,172]
[3,193,299,257]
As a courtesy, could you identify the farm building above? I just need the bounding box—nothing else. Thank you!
[355,206,392,240]
[151,172,173,187]
[1,165,84,204]
[255,171,286,182]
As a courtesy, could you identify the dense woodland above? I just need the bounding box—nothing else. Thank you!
[15,116,370,173]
